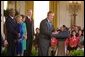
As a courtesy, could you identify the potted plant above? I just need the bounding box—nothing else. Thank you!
[70,50,84,56]
[31,46,38,56]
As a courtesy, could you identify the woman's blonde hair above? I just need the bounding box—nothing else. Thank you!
[15,15,22,19]
[15,15,22,22]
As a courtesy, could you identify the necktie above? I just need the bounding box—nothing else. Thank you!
[29,18,32,22]
[48,22,52,30]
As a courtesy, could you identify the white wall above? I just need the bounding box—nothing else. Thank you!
[1,1,4,17]
[57,1,84,29]
[34,1,49,31]
[76,1,84,29]
[8,1,15,9]
[19,1,25,15]
[1,1,5,40]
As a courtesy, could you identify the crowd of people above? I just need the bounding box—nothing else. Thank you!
[1,9,34,56]
[1,9,84,56]
[64,25,84,55]
[48,25,84,56]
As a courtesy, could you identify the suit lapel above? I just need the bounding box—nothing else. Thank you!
[46,19,53,31]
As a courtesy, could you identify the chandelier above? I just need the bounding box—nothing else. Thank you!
[68,1,81,27]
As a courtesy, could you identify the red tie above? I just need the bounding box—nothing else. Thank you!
[30,18,32,22]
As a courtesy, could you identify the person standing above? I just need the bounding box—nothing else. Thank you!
[52,25,70,56]
[5,9,17,56]
[34,28,40,51]
[38,11,54,56]
[15,15,24,56]
[25,9,34,56]
[21,15,27,56]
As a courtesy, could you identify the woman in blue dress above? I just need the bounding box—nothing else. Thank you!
[15,15,23,56]
[21,15,27,56]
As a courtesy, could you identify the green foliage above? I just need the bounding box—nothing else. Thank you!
[70,50,84,56]
[31,46,38,56]
[1,47,8,56]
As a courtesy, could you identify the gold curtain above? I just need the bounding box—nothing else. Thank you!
[49,1,57,29]
[8,1,16,9]
[25,1,34,15]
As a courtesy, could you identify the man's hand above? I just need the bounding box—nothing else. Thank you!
[4,40,8,47]
[52,31,59,35]
[23,34,27,40]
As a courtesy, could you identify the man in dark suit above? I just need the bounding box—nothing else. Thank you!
[52,25,70,56]
[25,9,34,56]
[52,25,69,40]
[38,11,55,56]
[5,9,18,56]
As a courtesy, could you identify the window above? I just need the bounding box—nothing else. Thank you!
[34,1,49,32]
[4,1,8,10]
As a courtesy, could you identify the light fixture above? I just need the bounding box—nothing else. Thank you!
[68,1,81,27]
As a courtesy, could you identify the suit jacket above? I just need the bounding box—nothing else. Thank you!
[38,18,54,56]
[25,16,34,39]
[52,30,70,41]
[39,18,54,40]
[5,16,17,41]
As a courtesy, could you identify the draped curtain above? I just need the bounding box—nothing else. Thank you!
[49,1,57,29]
[25,1,34,17]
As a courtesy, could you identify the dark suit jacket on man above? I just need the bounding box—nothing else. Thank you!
[52,30,70,41]
[5,16,17,56]
[25,16,34,56]
[39,18,54,56]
